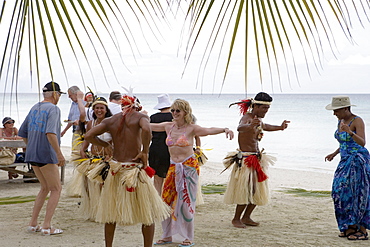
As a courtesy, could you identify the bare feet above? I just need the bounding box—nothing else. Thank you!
[232,219,246,228]
[242,219,260,226]
[154,238,172,245]
[179,239,194,246]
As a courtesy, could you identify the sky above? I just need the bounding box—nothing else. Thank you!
[1,1,370,95]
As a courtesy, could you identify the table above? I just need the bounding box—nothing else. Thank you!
[0,139,65,183]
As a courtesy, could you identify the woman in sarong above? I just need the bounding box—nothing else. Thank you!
[325,95,370,241]
[151,98,234,247]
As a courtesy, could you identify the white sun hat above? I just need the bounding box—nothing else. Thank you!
[154,93,172,110]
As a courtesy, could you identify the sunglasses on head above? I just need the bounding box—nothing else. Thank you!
[170,109,181,113]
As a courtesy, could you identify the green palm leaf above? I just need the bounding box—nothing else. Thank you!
[0,0,369,94]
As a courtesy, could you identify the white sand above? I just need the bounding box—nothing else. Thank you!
[0,146,368,246]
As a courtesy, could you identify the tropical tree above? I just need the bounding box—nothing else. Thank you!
[1,0,369,93]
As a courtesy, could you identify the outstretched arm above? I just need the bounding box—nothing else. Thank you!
[150,122,169,132]
[263,120,290,131]
[193,125,234,140]
[61,122,73,137]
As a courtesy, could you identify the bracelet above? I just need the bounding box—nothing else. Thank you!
[195,146,201,149]
[349,132,354,137]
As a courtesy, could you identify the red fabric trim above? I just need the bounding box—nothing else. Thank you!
[244,155,268,182]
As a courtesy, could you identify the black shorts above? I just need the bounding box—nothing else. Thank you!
[30,162,47,168]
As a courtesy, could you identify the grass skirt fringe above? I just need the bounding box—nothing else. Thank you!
[66,158,103,198]
[223,151,276,206]
[65,159,89,197]
[196,176,204,205]
[195,150,208,166]
[87,161,110,184]
[65,169,85,197]
[80,177,101,220]
[95,160,171,226]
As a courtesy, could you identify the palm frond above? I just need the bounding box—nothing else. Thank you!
[0,0,167,94]
[1,0,370,96]
[182,0,370,93]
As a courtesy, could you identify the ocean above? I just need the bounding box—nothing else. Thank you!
[2,93,370,174]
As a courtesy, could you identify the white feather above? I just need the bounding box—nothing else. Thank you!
[121,86,134,96]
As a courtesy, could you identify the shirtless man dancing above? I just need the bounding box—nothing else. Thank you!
[223,92,290,228]
[85,94,170,247]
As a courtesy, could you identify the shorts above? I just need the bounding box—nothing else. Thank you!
[30,162,47,167]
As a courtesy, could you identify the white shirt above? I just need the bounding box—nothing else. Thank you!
[108,102,122,115]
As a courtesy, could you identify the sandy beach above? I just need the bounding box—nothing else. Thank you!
[0,147,368,247]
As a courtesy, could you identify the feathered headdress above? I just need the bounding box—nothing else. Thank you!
[118,86,142,133]
[121,86,142,111]
[229,98,271,115]
[229,98,253,115]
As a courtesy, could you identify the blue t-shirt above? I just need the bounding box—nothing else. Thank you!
[18,102,61,164]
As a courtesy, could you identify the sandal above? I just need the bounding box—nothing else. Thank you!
[339,225,357,237]
[27,225,41,233]
[351,230,368,240]
[347,230,368,240]
[41,227,63,236]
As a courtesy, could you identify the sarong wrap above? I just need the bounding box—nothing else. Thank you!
[223,151,276,206]
[161,155,199,241]
[95,160,171,226]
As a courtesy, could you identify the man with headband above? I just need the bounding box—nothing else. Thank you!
[223,92,290,228]
[84,93,170,247]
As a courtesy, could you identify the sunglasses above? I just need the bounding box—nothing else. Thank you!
[6,121,15,124]
[170,109,181,113]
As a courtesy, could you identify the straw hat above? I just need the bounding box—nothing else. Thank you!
[325,95,356,110]
[154,94,172,110]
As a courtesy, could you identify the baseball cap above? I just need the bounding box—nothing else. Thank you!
[42,82,66,94]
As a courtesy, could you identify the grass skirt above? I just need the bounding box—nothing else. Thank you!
[65,169,84,197]
[65,158,90,198]
[80,176,101,220]
[95,160,171,226]
[223,151,276,205]
[66,157,103,197]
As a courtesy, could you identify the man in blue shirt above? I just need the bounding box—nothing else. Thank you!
[18,81,65,235]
